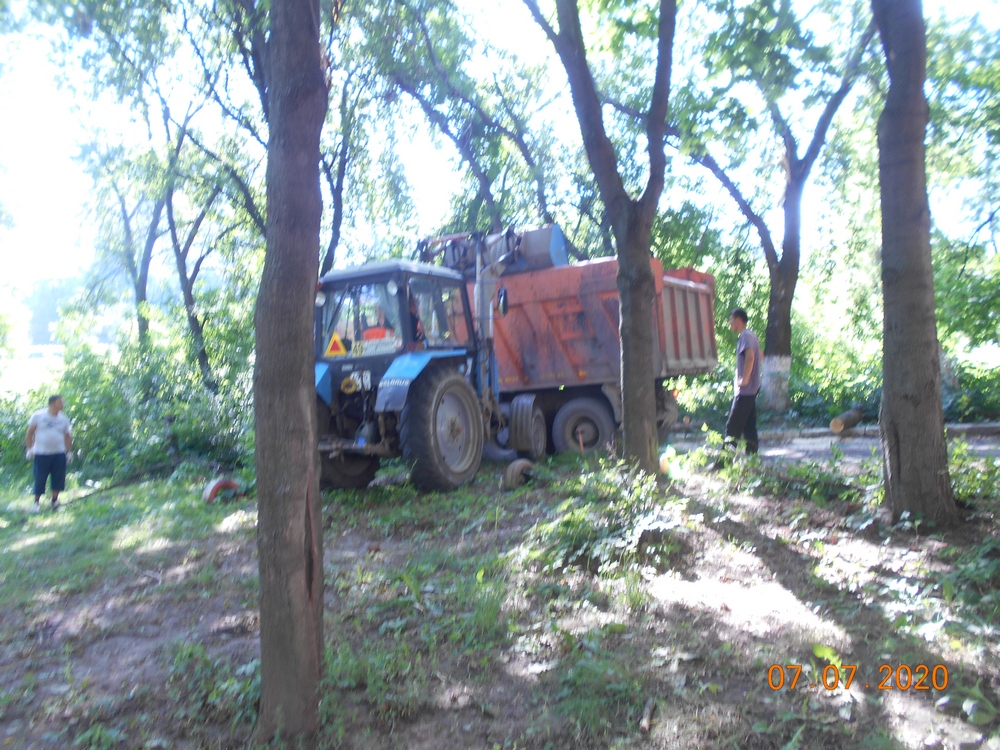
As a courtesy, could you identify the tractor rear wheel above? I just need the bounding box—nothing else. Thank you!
[320,453,380,490]
[400,367,484,491]
[552,397,615,455]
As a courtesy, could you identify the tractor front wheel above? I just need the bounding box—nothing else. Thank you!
[400,367,484,491]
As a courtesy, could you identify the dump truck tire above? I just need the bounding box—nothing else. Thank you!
[517,407,546,461]
[321,454,380,489]
[509,394,547,462]
[400,367,484,491]
[552,398,615,454]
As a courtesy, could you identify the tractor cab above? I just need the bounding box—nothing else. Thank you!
[315,261,476,399]
[314,261,481,490]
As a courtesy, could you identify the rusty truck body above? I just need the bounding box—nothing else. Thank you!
[427,225,718,454]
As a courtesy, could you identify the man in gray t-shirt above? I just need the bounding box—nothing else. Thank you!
[723,308,761,455]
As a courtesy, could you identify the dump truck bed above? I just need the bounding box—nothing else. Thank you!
[490,257,717,394]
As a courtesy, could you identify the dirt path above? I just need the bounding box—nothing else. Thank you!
[672,434,1000,473]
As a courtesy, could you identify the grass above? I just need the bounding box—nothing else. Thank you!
[2,447,1000,748]
[0,476,249,608]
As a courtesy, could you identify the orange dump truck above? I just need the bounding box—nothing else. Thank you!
[429,225,718,453]
[490,253,717,451]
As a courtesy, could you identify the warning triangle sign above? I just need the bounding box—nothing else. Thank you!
[324,331,348,357]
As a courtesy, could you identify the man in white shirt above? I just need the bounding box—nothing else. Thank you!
[26,395,73,512]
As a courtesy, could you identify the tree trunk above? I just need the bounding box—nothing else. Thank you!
[251,0,328,742]
[524,0,675,473]
[830,407,864,434]
[181,284,218,394]
[872,0,958,526]
[167,186,221,393]
[614,209,659,473]
[134,198,165,347]
[761,176,801,411]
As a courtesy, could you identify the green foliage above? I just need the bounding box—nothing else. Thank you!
[72,722,126,749]
[58,338,251,479]
[651,201,725,271]
[523,460,685,573]
[167,642,260,729]
[933,232,1000,350]
[553,627,643,736]
[0,392,34,485]
[705,0,832,94]
[706,446,866,506]
[937,537,1000,626]
[789,323,882,421]
[949,440,1000,504]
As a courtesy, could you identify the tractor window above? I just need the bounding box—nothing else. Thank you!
[320,282,403,358]
[407,278,470,348]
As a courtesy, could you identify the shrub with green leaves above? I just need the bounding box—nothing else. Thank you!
[552,626,644,736]
[166,641,259,731]
[522,460,686,574]
[0,392,34,486]
[937,538,1000,625]
[949,439,1000,504]
[58,338,252,479]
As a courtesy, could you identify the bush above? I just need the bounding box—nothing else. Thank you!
[58,339,252,480]
[945,361,1000,422]
[524,460,686,574]
[0,393,35,487]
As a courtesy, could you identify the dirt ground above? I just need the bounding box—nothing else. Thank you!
[1,437,998,749]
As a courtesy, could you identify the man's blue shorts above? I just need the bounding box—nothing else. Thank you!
[33,453,67,496]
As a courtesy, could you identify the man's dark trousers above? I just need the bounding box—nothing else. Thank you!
[33,453,67,496]
[724,395,758,454]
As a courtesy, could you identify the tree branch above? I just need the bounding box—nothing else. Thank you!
[542,0,628,219]
[521,0,559,47]
[800,22,876,172]
[640,0,677,213]
[396,78,503,231]
[694,151,779,271]
[183,130,266,235]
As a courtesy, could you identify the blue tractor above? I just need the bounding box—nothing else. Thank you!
[314,229,555,491]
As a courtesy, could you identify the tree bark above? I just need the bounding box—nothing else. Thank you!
[616,211,660,468]
[524,0,676,472]
[871,0,958,526]
[251,0,328,742]
[760,177,801,411]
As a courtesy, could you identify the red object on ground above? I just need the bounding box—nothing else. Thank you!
[202,478,241,504]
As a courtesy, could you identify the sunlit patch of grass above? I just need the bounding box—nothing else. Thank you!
[7,531,56,552]
[215,509,256,534]
[0,481,251,607]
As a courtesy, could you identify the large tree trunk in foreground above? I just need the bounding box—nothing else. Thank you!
[871,0,958,526]
[251,0,328,742]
